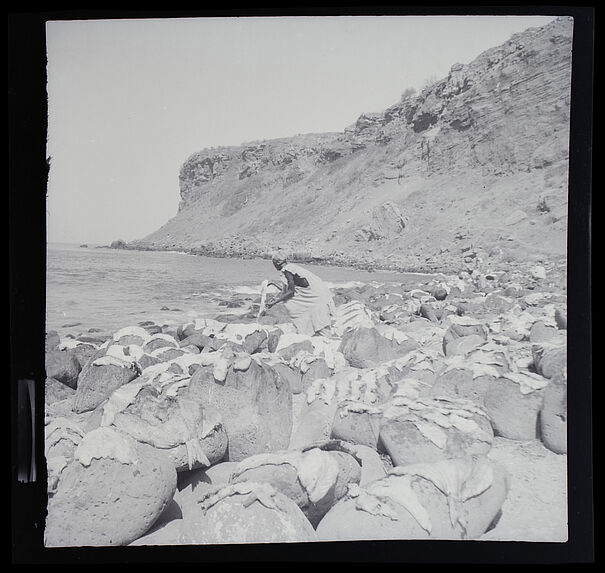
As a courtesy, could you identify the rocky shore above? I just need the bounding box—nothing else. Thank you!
[44,260,567,546]
[128,18,572,282]
[106,236,569,280]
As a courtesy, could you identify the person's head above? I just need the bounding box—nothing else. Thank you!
[271,251,287,270]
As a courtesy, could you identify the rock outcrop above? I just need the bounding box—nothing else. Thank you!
[130,18,572,275]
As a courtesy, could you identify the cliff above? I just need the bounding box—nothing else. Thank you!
[132,17,573,274]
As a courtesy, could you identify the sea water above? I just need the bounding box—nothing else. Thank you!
[46,243,431,339]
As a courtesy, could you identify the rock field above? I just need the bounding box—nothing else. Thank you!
[44,261,568,546]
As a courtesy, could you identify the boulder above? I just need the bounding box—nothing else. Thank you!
[178,459,239,490]
[45,377,76,405]
[482,293,516,314]
[258,302,292,325]
[241,329,269,354]
[331,401,383,448]
[529,320,559,343]
[379,305,413,325]
[272,362,303,394]
[45,397,77,420]
[129,506,185,546]
[111,325,151,346]
[332,300,375,335]
[430,369,494,406]
[301,358,333,392]
[175,461,240,521]
[338,327,415,369]
[180,344,201,355]
[180,482,317,544]
[530,265,547,280]
[179,333,214,350]
[482,374,547,440]
[192,322,283,355]
[532,341,566,380]
[266,328,283,353]
[402,321,444,349]
[378,396,493,466]
[346,443,388,486]
[442,320,487,356]
[229,446,361,526]
[137,353,162,371]
[141,323,163,336]
[188,356,292,461]
[290,396,339,449]
[177,318,223,341]
[45,416,85,461]
[142,333,179,354]
[444,334,487,357]
[316,456,509,540]
[502,284,525,298]
[419,303,440,323]
[554,307,567,330]
[539,374,567,454]
[72,355,140,414]
[45,349,82,389]
[103,378,228,472]
[78,332,113,345]
[289,366,397,449]
[45,427,177,547]
[44,416,87,495]
[431,287,449,301]
[278,339,315,361]
[63,342,100,371]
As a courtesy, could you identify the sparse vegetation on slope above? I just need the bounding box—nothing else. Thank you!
[131,17,572,280]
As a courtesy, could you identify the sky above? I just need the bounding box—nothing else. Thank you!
[45,14,559,246]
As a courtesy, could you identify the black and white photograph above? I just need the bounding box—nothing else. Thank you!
[10,7,594,563]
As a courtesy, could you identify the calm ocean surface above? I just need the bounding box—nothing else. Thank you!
[46,243,430,338]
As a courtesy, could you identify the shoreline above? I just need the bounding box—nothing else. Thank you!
[85,240,567,285]
[51,241,447,278]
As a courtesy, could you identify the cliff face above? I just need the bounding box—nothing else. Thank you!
[133,17,573,273]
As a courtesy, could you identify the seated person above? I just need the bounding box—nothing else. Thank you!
[263,252,335,336]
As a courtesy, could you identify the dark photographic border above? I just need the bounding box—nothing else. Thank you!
[9,4,594,564]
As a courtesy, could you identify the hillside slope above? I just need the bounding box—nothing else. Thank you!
[132,17,573,275]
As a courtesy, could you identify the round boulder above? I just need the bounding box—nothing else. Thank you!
[442,320,487,356]
[540,374,567,454]
[45,377,76,405]
[181,481,317,544]
[532,341,567,380]
[430,369,493,406]
[103,378,228,472]
[175,460,240,521]
[482,373,548,440]
[45,427,177,547]
[331,401,383,448]
[72,355,140,414]
[45,349,81,389]
[378,396,493,466]
[338,327,416,369]
[229,446,361,527]
[301,358,333,392]
[188,355,292,462]
[272,362,303,394]
[316,456,509,541]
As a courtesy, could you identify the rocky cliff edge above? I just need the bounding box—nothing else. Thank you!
[131,17,573,280]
